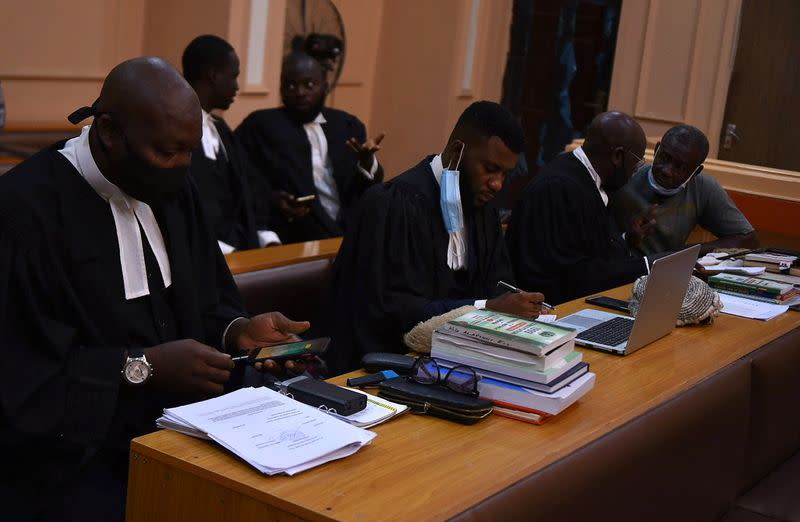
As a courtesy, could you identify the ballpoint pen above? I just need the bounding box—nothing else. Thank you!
[497,280,555,310]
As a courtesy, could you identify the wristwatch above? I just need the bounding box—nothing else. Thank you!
[122,349,153,385]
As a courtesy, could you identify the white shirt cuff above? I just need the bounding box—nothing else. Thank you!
[358,156,379,180]
[644,256,651,274]
[218,240,236,254]
[474,299,487,309]
[257,230,282,247]
[222,317,249,351]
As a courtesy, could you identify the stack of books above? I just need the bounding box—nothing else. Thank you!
[743,252,799,276]
[430,309,596,424]
[708,273,800,304]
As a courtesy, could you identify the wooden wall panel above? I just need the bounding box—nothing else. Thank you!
[634,0,700,122]
[609,0,742,158]
[0,0,145,125]
[326,0,384,131]
[223,0,287,127]
[369,0,512,178]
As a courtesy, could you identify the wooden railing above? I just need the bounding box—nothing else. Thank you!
[224,237,342,275]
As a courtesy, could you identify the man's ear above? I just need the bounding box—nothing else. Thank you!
[206,66,218,86]
[95,113,117,151]
[442,139,465,169]
[611,146,625,167]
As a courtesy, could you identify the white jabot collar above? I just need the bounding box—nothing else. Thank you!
[59,125,172,299]
[307,112,327,125]
[573,146,608,206]
[201,109,226,161]
[430,154,467,271]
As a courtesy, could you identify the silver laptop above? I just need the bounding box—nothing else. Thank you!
[554,244,701,355]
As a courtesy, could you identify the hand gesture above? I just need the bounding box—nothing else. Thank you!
[486,291,546,319]
[627,204,659,248]
[274,190,312,221]
[238,313,311,375]
[346,132,385,171]
[144,339,234,395]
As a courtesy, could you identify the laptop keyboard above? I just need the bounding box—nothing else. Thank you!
[577,317,634,347]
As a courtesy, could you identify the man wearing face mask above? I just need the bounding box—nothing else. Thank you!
[235,50,385,243]
[609,124,756,256]
[507,111,654,305]
[321,101,546,375]
[0,57,310,522]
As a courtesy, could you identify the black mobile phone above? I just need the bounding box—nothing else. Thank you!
[234,337,330,365]
[585,295,631,314]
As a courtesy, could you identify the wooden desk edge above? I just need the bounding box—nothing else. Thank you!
[129,437,337,522]
[128,286,800,521]
[225,237,342,275]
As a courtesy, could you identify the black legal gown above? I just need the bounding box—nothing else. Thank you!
[235,107,383,243]
[320,156,512,375]
[506,151,647,305]
[0,143,246,520]
[189,115,260,250]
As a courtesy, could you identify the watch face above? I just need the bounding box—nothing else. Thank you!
[125,360,151,384]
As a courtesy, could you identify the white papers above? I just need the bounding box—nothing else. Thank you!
[536,314,557,323]
[719,293,789,320]
[708,266,766,275]
[327,388,408,428]
[158,387,375,475]
[698,253,765,274]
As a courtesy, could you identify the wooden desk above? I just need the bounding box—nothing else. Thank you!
[225,237,342,275]
[127,288,800,521]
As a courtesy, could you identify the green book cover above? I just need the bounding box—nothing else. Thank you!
[709,273,793,295]
[441,309,576,354]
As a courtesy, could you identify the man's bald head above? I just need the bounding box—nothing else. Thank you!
[96,57,201,137]
[584,111,646,155]
[581,111,646,192]
[90,57,202,204]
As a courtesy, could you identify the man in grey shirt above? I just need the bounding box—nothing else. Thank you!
[610,124,756,256]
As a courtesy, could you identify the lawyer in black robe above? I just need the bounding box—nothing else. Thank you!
[0,145,245,520]
[322,157,513,374]
[190,115,260,250]
[506,151,647,305]
[236,106,382,243]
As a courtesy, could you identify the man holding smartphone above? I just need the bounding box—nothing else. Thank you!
[0,58,309,522]
[236,50,385,243]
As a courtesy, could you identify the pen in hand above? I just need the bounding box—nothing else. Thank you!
[497,281,555,311]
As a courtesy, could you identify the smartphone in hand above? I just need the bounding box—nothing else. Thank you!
[232,338,330,365]
[294,194,316,204]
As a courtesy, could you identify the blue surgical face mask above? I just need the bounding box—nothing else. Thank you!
[440,142,465,234]
[647,166,685,197]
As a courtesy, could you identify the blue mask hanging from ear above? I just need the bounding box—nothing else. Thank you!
[440,142,466,234]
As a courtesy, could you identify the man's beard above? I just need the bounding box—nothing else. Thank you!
[458,165,477,214]
[285,94,327,124]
